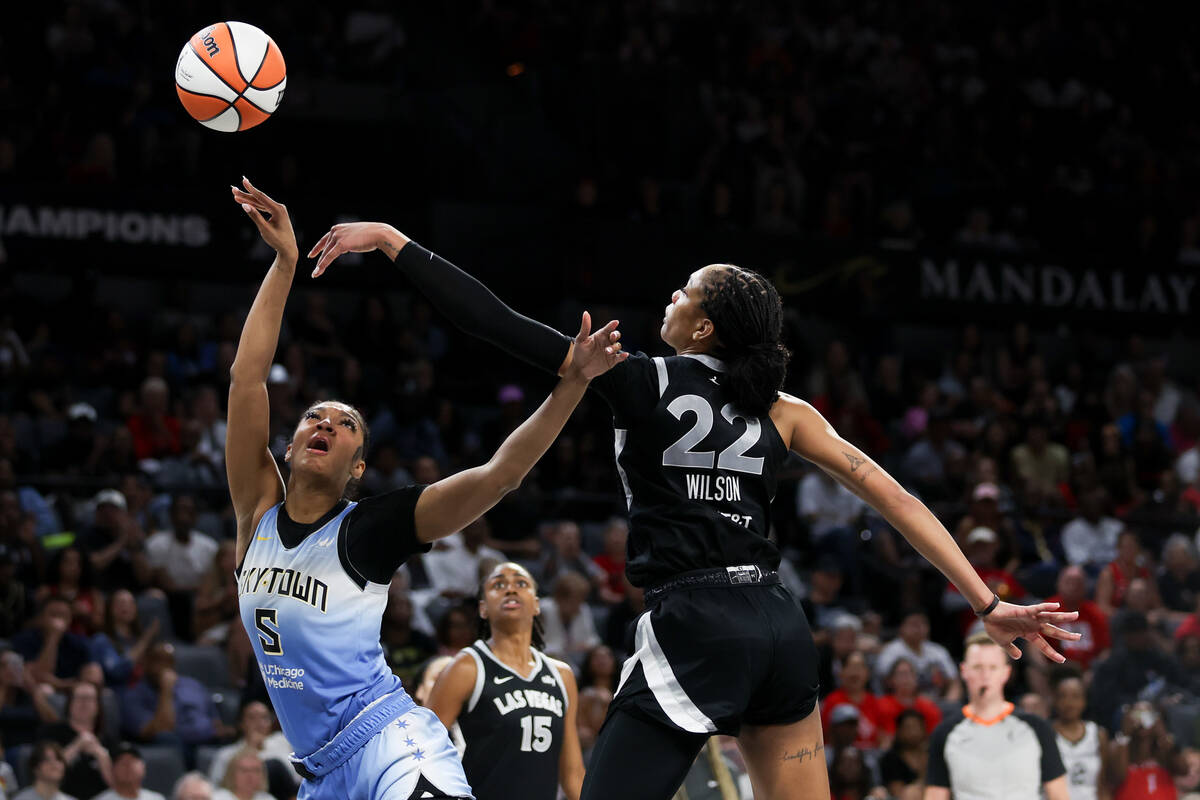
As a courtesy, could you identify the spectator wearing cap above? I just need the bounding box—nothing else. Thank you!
[91,743,165,800]
[875,611,960,702]
[1095,530,1154,617]
[1011,416,1070,504]
[12,741,77,800]
[126,377,181,461]
[1061,488,1124,574]
[825,704,883,789]
[1045,566,1110,669]
[171,773,213,800]
[78,490,150,593]
[1089,613,1185,731]
[43,404,101,475]
[818,614,866,698]
[822,651,888,751]
[956,482,1021,576]
[11,597,95,689]
[944,527,1027,634]
[144,494,217,641]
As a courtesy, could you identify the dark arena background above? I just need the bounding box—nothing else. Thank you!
[3,2,1200,798]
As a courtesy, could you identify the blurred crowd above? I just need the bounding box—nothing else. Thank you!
[5,1,1200,799]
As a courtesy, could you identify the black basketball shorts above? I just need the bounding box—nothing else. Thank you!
[611,581,820,736]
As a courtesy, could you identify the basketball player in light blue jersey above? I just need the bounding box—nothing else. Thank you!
[225,178,628,800]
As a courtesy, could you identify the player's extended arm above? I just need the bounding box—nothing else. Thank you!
[556,664,585,800]
[772,393,1081,661]
[1042,775,1070,800]
[414,312,626,543]
[306,222,579,375]
[425,651,477,730]
[227,179,292,561]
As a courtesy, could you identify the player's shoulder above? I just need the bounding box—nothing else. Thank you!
[541,653,576,684]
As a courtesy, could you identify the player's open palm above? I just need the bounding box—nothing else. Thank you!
[230,177,297,261]
[983,601,1081,662]
[567,311,628,380]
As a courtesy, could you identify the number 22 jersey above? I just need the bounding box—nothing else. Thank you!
[590,352,789,587]
[456,640,570,800]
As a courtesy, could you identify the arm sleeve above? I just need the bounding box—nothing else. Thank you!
[394,243,571,373]
[924,718,956,788]
[344,486,432,586]
[1026,713,1067,783]
[588,352,660,424]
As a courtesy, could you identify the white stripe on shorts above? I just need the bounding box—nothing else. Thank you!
[617,613,716,734]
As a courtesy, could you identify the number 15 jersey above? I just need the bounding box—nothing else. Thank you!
[589,352,788,587]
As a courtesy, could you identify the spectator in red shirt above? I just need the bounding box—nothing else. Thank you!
[945,526,1028,633]
[1096,529,1154,616]
[1047,565,1111,669]
[876,657,942,736]
[592,517,627,604]
[822,650,888,751]
[126,377,181,460]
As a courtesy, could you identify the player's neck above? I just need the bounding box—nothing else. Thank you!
[487,632,535,672]
[284,476,344,523]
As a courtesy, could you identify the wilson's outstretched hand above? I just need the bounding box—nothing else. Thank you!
[983,601,1081,662]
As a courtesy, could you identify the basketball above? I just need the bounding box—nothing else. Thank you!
[174,21,286,133]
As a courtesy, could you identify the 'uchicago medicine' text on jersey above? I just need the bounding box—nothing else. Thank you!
[236,488,430,757]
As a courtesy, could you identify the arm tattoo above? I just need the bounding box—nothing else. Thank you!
[842,451,877,484]
[381,242,400,259]
[782,742,824,764]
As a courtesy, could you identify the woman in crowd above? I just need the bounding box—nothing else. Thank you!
[12,740,76,800]
[35,547,101,636]
[207,701,296,796]
[215,749,274,800]
[90,589,158,687]
[34,681,113,799]
[877,658,941,737]
[1110,701,1185,800]
[879,709,928,800]
[821,651,887,751]
[1096,530,1154,616]
[578,645,618,693]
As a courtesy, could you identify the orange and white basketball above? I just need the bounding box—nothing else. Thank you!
[175,22,286,133]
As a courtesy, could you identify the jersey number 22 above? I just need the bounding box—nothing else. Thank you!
[662,395,764,475]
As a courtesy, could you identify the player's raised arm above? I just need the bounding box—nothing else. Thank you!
[304,221,586,376]
[771,393,1082,662]
[413,311,626,543]
[226,178,294,561]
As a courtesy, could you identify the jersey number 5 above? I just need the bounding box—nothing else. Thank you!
[519,715,553,753]
[254,608,283,656]
[662,395,764,475]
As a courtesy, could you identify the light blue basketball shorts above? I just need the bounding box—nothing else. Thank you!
[297,705,473,800]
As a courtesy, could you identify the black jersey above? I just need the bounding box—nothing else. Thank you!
[457,640,570,800]
[590,352,788,586]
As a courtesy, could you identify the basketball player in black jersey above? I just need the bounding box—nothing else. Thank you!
[306,220,1083,800]
[427,562,584,800]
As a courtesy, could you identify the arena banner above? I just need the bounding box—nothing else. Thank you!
[0,202,211,248]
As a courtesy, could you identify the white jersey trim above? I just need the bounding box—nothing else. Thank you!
[465,647,486,713]
[617,613,715,734]
[681,353,726,372]
[541,652,572,712]
[614,429,633,510]
[473,639,540,681]
[653,357,669,397]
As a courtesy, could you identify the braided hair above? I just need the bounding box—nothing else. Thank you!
[700,266,790,417]
[476,564,546,651]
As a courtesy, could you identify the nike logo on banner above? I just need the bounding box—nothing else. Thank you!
[494,676,513,685]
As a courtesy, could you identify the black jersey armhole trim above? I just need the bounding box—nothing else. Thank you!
[336,512,369,591]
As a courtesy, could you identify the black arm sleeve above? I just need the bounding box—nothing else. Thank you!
[342,485,432,586]
[394,242,572,373]
[924,716,958,788]
[1023,713,1066,784]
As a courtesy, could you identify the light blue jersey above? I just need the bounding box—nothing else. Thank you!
[237,502,401,757]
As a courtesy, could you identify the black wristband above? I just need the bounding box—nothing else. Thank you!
[975,593,1000,617]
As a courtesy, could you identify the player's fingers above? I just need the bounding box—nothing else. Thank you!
[1006,641,1022,659]
[1031,634,1065,663]
[312,243,343,277]
[1034,611,1079,625]
[606,342,623,355]
[1026,602,1061,614]
[241,203,268,232]
[308,232,332,259]
[577,311,592,341]
[1041,623,1081,641]
[592,319,619,338]
[611,330,622,341]
[242,176,280,212]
